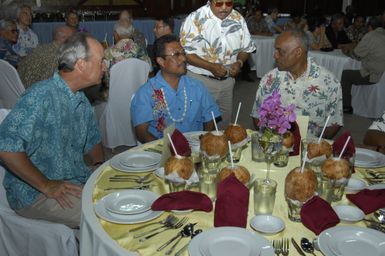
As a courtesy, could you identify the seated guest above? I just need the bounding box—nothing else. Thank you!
[306,16,332,50]
[0,33,105,228]
[117,9,146,50]
[285,12,306,31]
[18,26,74,88]
[246,7,272,36]
[104,19,151,84]
[345,15,367,43]
[265,7,283,34]
[65,9,80,31]
[131,35,221,143]
[363,110,385,154]
[251,29,343,139]
[0,19,19,67]
[325,13,352,49]
[340,16,385,113]
[12,4,38,57]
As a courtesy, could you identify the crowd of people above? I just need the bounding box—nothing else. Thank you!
[0,0,385,234]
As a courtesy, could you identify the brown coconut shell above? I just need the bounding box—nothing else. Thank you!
[321,158,351,180]
[224,124,247,144]
[164,156,194,180]
[200,132,228,157]
[285,167,318,202]
[218,165,250,184]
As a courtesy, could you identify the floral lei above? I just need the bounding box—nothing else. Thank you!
[152,88,167,137]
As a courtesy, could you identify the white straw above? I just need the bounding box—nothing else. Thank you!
[234,102,242,125]
[228,141,234,168]
[167,133,180,157]
[338,136,351,160]
[318,115,330,143]
[211,111,219,133]
[301,152,307,173]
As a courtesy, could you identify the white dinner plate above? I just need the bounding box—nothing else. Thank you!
[188,227,274,256]
[250,215,285,234]
[94,192,163,224]
[332,205,365,222]
[110,151,161,173]
[354,148,385,168]
[368,183,385,190]
[103,190,158,215]
[318,226,385,256]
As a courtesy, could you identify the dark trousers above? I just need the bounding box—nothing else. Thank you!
[341,70,373,108]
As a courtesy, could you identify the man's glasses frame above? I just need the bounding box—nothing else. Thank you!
[213,0,233,8]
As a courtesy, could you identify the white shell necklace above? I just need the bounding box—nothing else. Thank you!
[160,86,188,123]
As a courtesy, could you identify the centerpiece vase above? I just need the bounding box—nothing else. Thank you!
[258,128,283,181]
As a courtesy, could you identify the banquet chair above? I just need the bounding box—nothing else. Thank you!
[351,72,385,118]
[99,58,150,149]
[0,109,78,256]
[0,60,25,109]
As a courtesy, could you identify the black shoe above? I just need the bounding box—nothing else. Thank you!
[343,107,353,114]
[242,75,254,82]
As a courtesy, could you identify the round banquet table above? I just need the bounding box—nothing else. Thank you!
[80,134,380,256]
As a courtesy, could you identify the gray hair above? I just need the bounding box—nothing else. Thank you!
[113,20,135,38]
[58,32,93,72]
[16,5,32,18]
[285,28,310,52]
[0,19,16,31]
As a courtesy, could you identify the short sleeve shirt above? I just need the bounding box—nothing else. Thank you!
[180,4,256,76]
[12,24,39,57]
[250,58,343,138]
[0,72,101,209]
[131,72,221,138]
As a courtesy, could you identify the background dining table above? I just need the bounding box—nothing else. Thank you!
[79,131,383,256]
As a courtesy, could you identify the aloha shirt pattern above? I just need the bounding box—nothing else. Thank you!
[180,3,255,76]
[12,24,38,57]
[251,57,343,138]
[368,111,385,132]
[0,72,101,210]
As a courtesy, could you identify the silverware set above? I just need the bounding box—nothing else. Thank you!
[363,169,385,184]
[272,238,289,256]
[138,217,189,242]
[104,173,154,190]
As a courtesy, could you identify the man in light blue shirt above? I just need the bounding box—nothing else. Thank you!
[0,33,105,228]
[131,35,221,143]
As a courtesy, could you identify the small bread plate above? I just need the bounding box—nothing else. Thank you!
[333,205,365,222]
[345,178,366,193]
[250,215,285,234]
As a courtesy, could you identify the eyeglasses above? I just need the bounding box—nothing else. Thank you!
[162,51,186,58]
[213,1,233,7]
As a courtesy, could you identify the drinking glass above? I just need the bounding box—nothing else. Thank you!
[285,196,304,222]
[258,132,282,180]
[199,153,223,200]
[251,132,264,162]
[254,178,277,215]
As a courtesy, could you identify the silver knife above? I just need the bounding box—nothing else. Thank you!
[291,238,306,256]
[104,185,153,191]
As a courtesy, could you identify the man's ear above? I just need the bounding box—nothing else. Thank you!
[75,58,86,72]
[156,56,165,68]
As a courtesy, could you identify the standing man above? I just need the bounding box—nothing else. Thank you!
[13,4,38,57]
[0,33,105,228]
[251,29,343,139]
[0,19,19,67]
[180,0,255,128]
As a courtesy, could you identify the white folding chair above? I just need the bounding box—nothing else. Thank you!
[0,60,25,109]
[99,58,150,149]
[351,72,385,118]
[0,109,78,256]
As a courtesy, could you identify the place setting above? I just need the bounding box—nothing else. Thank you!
[109,150,162,173]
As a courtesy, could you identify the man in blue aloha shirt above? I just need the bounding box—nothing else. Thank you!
[131,35,221,143]
[0,33,105,228]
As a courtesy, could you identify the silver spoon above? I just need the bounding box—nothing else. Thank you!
[156,223,196,252]
[174,229,203,256]
[301,238,316,255]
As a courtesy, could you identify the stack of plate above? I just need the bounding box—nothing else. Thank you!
[94,190,163,224]
[110,151,161,172]
[355,148,385,168]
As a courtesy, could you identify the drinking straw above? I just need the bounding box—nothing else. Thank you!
[301,152,307,173]
[228,141,234,168]
[338,136,351,160]
[234,102,242,125]
[211,111,219,133]
[318,115,330,143]
[167,133,180,157]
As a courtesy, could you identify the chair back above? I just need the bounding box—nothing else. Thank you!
[0,60,25,109]
[99,58,150,149]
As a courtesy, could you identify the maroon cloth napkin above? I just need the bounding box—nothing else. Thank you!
[346,189,385,214]
[214,174,249,228]
[333,131,356,173]
[170,129,191,157]
[151,191,212,212]
[300,196,340,235]
[289,121,301,156]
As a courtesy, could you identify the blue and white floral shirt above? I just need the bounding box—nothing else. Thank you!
[12,24,38,57]
[0,72,101,210]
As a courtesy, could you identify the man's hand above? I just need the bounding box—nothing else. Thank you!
[209,63,228,78]
[42,180,82,209]
[229,61,242,77]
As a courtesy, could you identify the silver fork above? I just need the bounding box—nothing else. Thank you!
[273,240,281,256]
[110,173,153,183]
[281,238,289,256]
[129,214,178,233]
[139,217,188,242]
[133,215,180,238]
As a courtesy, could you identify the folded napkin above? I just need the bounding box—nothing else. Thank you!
[333,131,356,172]
[151,191,213,212]
[170,129,191,157]
[300,196,339,235]
[289,121,301,156]
[346,189,385,214]
[214,174,249,228]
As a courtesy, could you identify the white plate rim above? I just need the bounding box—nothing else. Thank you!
[110,151,161,173]
[103,190,158,215]
[188,227,274,256]
[332,205,365,222]
[354,148,385,168]
[250,215,285,234]
[118,151,161,168]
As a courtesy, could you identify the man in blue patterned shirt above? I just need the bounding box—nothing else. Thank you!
[0,33,105,228]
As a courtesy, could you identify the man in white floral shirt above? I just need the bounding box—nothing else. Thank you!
[180,0,255,128]
[364,110,385,154]
[12,4,38,57]
[251,29,343,139]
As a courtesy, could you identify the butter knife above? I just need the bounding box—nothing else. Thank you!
[291,238,306,256]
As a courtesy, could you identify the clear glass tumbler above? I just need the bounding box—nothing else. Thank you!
[254,178,277,215]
